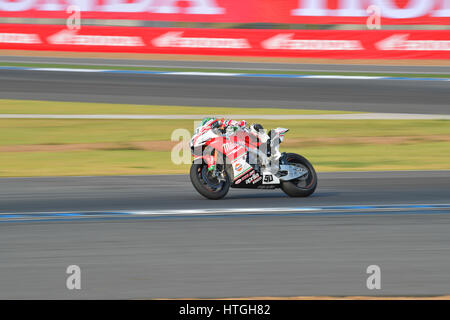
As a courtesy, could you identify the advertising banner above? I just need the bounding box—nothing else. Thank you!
[1,24,450,59]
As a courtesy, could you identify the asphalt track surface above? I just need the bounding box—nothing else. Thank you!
[0,69,449,114]
[1,171,450,299]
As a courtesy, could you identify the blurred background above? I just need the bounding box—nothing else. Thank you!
[0,0,449,176]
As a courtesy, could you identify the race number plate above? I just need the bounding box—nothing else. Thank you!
[262,173,280,185]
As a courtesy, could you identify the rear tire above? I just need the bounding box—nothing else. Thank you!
[190,163,230,200]
[280,153,317,197]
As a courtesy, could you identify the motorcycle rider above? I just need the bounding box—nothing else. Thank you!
[202,117,268,142]
[201,117,271,170]
[221,118,270,150]
[191,119,317,199]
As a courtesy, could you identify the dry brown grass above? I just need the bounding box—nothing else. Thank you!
[283,135,450,147]
[2,135,449,153]
[0,140,180,152]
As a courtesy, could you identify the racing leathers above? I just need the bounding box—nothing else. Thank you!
[219,118,271,167]
[201,117,268,171]
[212,118,270,146]
[219,119,247,136]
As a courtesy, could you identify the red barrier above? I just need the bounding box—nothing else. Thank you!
[0,0,449,25]
[1,24,450,59]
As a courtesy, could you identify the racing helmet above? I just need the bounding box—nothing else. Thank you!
[201,117,216,126]
[201,117,221,130]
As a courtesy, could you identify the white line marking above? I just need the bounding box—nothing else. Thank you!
[30,68,107,72]
[127,207,322,215]
[303,75,383,80]
[3,66,449,81]
[163,71,239,76]
[2,204,449,220]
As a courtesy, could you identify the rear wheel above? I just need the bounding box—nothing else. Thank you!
[280,153,317,197]
[190,163,230,200]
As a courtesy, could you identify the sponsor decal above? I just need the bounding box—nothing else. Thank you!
[152,31,250,49]
[235,163,243,172]
[0,33,41,44]
[262,34,363,51]
[252,176,262,184]
[47,29,144,46]
[245,172,260,184]
[376,34,450,51]
[234,169,253,183]
[223,142,235,154]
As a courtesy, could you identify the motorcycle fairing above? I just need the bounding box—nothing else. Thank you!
[261,170,281,185]
[231,169,263,188]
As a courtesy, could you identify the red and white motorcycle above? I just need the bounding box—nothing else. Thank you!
[189,118,317,200]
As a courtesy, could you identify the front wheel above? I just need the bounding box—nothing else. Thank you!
[280,153,317,197]
[190,163,230,200]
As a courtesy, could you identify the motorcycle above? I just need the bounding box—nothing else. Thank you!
[189,118,317,200]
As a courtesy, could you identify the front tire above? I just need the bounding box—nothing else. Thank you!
[280,153,317,197]
[190,163,230,200]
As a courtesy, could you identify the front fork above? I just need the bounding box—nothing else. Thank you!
[193,150,226,181]
[193,151,216,171]
[207,150,217,172]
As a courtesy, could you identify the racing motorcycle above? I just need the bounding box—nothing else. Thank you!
[189,118,317,200]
